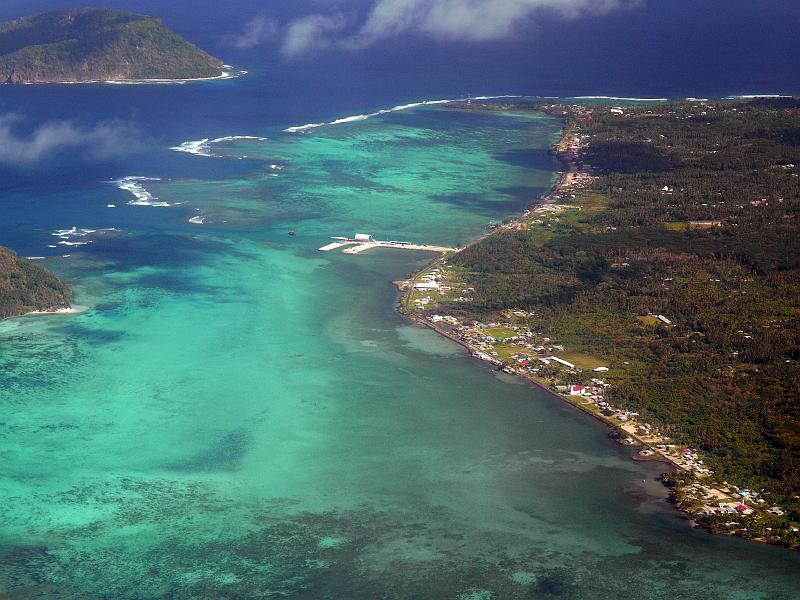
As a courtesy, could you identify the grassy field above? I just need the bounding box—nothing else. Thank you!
[482,326,517,340]
[556,350,608,370]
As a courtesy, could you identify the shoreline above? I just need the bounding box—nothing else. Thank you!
[1,305,87,323]
[414,310,685,471]
[395,104,740,533]
[23,305,87,317]
[16,66,245,86]
[399,108,644,434]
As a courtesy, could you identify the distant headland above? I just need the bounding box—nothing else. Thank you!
[0,8,226,84]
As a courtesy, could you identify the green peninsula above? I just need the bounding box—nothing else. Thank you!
[0,8,224,83]
[0,245,72,319]
[405,98,800,547]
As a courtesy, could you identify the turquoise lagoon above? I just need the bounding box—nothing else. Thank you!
[1,105,799,598]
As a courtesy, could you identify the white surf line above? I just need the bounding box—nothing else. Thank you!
[113,176,175,207]
[724,94,792,99]
[282,94,523,133]
[52,227,95,246]
[170,135,268,158]
[188,208,206,224]
[569,96,669,102]
[50,226,118,247]
[35,66,248,86]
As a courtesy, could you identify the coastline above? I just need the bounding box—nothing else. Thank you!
[398,107,637,433]
[1,305,87,323]
[23,305,86,317]
[400,117,654,446]
[17,66,245,86]
[394,104,756,540]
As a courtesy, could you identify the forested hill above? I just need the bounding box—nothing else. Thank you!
[0,246,72,319]
[448,99,800,524]
[0,8,224,83]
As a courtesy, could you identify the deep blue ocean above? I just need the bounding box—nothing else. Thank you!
[2,0,798,258]
[2,1,800,598]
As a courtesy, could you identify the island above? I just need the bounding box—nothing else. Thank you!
[400,97,800,548]
[0,245,72,319]
[0,8,225,84]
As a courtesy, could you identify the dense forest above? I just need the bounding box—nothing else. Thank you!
[449,99,800,516]
[0,245,72,319]
[0,8,223,83]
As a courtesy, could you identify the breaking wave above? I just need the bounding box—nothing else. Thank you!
[170,135,268,158]
[51,227,117,247]
[113,177,173,207]
[282,95,522,133]
[570,96,669,102]
[104,66,248,86]
[724,94,792,99]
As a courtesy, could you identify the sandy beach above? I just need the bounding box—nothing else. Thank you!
[22,66,246,86]
[22,305,88,318]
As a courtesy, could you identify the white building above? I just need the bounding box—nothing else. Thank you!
[550,356,576,369]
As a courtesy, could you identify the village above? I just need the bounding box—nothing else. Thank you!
[396,103,795,539]
[403,266,789,531]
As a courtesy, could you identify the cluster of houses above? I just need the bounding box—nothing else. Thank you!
[678,480,787,520]
[411,268,446,308]
[410,267,475,308]
[422,309,739,507]
[642,445,714,477]
[426,314,572,370]
[406,105,793,534]
[676,448,712,475]
[425,312,620,406]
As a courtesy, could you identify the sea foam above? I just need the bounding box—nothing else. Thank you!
[570,96,669,102]
[282,95,522,133]
[330,114,370,125]
[724,94,792,99]
[170,135,268,158]
[103,66,248,86]
[50,227,117,248]
[284,123,325,133]
[114,177,173,207]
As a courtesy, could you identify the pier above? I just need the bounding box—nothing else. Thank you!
[319,234,458,255]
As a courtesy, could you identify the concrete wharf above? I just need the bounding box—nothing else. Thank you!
[318,235,457,255]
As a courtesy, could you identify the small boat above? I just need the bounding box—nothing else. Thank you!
[288,229,296,236]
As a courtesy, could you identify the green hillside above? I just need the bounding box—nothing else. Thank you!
[0,246,72,319]
[0,7,224,83]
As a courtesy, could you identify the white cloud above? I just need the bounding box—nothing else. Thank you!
[281,0,638,57]
[0,114,140,165]
[281,13,349,58]
[222,16,279,50]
